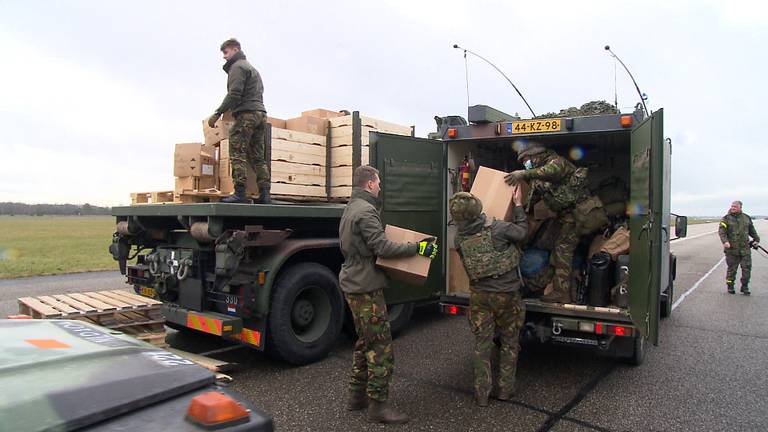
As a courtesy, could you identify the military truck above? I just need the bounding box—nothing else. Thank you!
[111,106,684,366]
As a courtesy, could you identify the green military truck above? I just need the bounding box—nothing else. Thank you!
[111,107,684,366]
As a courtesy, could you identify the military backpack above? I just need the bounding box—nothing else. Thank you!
[457,225,520,282]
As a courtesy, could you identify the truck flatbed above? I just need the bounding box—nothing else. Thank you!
[112,202,346,218]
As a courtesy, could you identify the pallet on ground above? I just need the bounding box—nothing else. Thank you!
[131,191,175,205]
[17,290,167,347]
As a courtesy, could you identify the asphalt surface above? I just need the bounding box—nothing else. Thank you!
[2,221,766,431]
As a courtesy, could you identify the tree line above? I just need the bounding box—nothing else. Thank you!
[0,202,112,216]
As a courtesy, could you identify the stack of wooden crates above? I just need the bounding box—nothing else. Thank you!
[132,108,413,204]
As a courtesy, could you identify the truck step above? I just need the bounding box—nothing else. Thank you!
[17,290,167,347]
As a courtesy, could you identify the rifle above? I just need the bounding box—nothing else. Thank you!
[749,240,768,258]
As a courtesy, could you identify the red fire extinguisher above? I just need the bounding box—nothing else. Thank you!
[459,155,471,192]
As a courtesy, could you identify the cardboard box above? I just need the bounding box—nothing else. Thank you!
[174,143,216,177]
[218,157,258,195]
[469,166,527,222]
[375,225,435,286]
[286,116,328,136]
[267,116,287,129]
[448,248,471,295]
[175,175,216,193]
[301,108,344,119]
[202,112,234,146]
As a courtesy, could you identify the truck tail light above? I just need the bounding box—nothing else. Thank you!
[620,115,633,128]
[610,325,630,336]
[186,391,250,428]
[447,128,458,138]
[258,271,266,286]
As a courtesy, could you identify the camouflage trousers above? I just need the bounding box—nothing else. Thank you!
[725,251,752,287]
[229,111,270,187]
[467,290,525,399]
[345,289,394,402]
[551,213,580,296]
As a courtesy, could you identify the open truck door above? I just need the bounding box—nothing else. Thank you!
[370,132,446,305]
[628,109,665,346]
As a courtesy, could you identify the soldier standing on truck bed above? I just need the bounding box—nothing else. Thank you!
[450,191,528,407]
[338,165,438,425]
[208,38,271,204]
[505,143,608,304]
[719,200,760,295]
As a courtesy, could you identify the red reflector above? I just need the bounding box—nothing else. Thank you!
[595,323,603,334]
[612,326,627,336]
[448,305,459,315]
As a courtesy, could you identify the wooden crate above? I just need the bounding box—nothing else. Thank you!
[329,115,413,135]
[271,139,326,166]
[17,290,167,347]
[329,145,369,168]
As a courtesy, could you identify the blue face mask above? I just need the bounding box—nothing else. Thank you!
[523,159,534,170]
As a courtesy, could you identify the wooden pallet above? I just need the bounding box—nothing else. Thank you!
[18,290,167,347]
[131,191,175,205]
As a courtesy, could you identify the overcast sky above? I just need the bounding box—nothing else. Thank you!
[1,0,766,216]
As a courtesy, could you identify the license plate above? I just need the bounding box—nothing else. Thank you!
[140,286,156,298]
[510,118,562,134]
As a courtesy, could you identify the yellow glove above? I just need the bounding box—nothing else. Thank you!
[418,241,438,260]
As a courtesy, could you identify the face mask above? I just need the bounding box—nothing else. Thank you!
[523,159,534,170]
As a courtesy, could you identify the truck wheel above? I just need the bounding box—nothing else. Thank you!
[626,335,646,366]
[387,302,414,336]
[267,263,343,365]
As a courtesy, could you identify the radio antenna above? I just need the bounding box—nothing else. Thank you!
[453,44,536,117]
[604,45,649,117]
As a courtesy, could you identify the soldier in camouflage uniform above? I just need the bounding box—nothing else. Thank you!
[505,143,608,304]
[339,165,437,424]
[718,200,760,295]
[208,38,271,204]
[450,191,528,407]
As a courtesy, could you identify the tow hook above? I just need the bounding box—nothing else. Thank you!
[552,322,563,335]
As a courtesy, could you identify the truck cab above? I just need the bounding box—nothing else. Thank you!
[370,104,685,364]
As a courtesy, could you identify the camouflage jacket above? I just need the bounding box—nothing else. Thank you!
[339,188,418,294]
[522,151,588,213]
[454,208,527,293]
[215,51,266,115]
[718,212,760,254]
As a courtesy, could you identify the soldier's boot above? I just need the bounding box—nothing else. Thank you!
[221,185,249,204]
[496,383,516,401]
[741,285,751,296]
[254,183,271,204]
[474,390,489,407]
[727,284,736,294]
[366,399,410,424]
[346,389,367,411]
[539,288,572,304]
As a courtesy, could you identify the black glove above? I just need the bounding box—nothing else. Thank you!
[207,113,220,128]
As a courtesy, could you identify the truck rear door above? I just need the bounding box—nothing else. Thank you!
[628,109,664,345]
[370,133,446,304]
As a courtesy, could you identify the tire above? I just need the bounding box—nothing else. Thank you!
[266,263,343,365]
[626,335,646,366]
[660,280,673,319]
[387,302,414,336]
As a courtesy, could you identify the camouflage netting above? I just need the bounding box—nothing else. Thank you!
[534,100,619,119]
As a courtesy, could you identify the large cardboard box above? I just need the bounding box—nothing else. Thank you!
[301,108,344,119]
[174,144,216,177]
[267,116,287,129]
[469,166,527,221]
[448,248,471,295]
[375,225,435,286]
[175,175,216,193]
[286,116,328,136]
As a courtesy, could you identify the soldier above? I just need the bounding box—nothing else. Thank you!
[450,191,528,407]
[505,143,608,303]
[719,200,760,295]
[208,38,271,204]
[339,165,438,424]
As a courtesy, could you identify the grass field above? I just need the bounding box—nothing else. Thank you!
[0,216,117,279]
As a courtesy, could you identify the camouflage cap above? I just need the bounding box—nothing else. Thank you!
[517,143,547,162]
[449,192,483,222]
[220,38,241,51]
